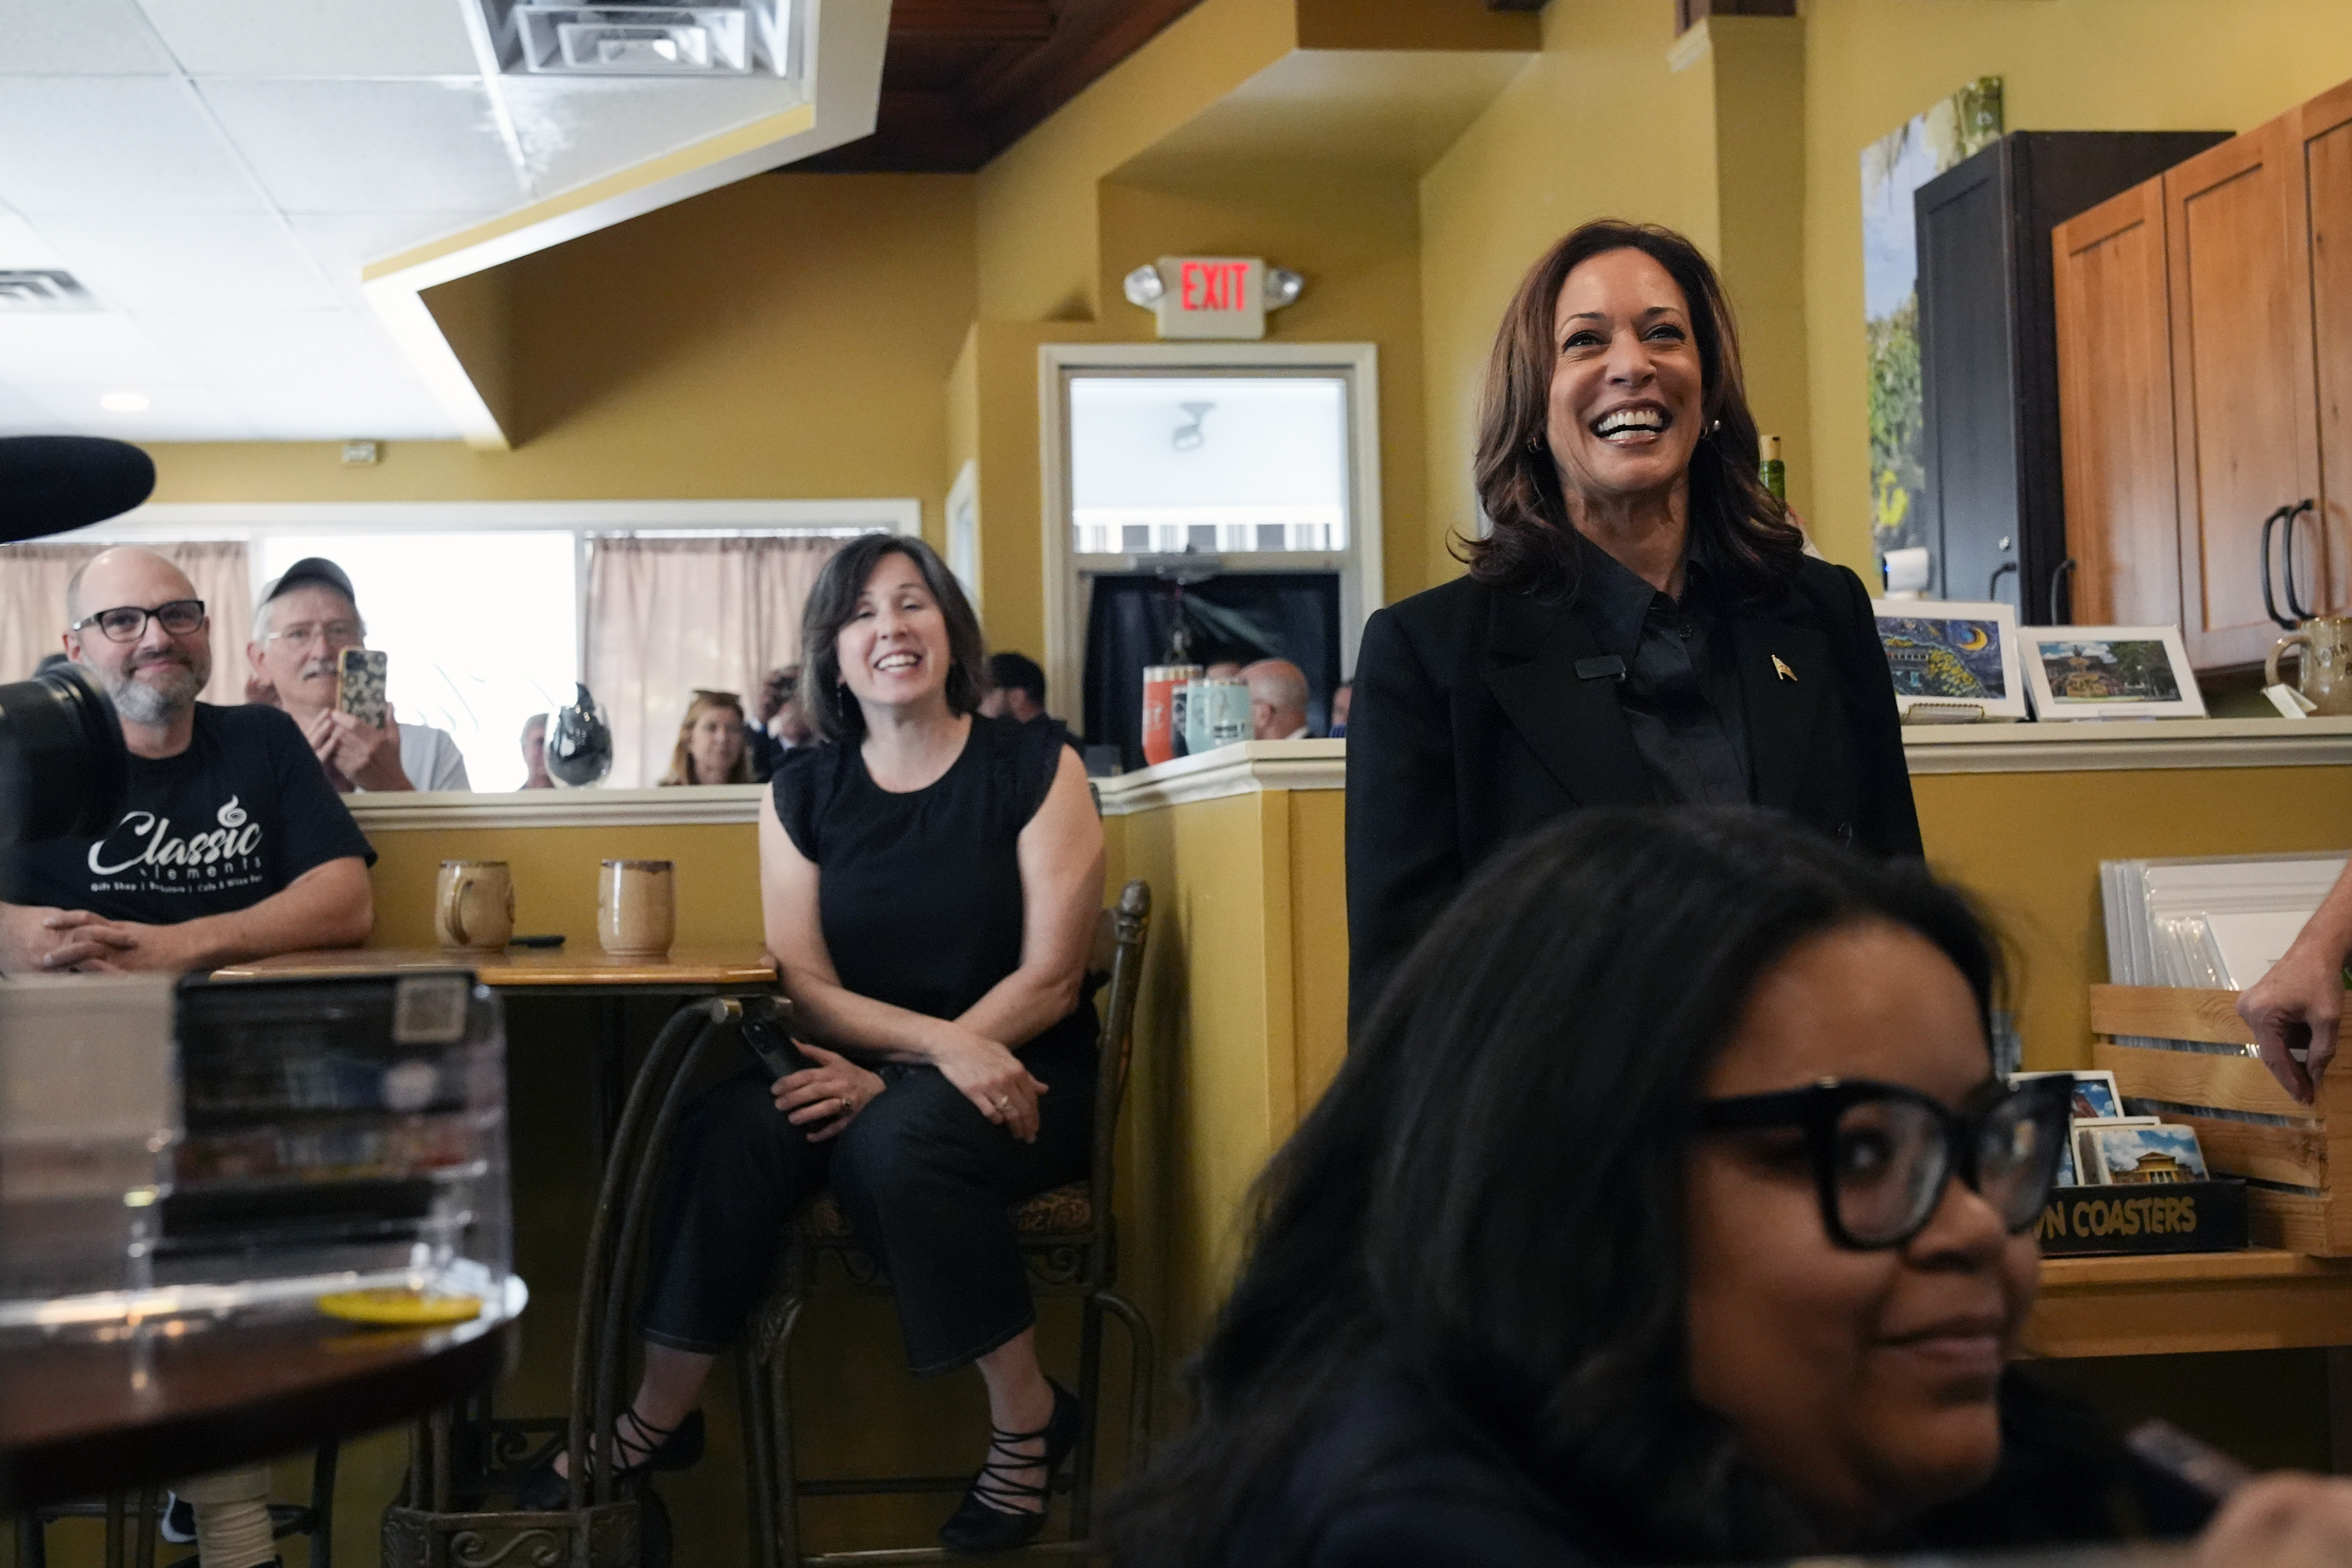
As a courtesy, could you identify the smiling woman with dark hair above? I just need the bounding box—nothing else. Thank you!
[1108,809,2352,1568]
[1345,220,1920,1027]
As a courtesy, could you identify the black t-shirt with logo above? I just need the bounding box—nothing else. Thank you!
[7,703,376,920]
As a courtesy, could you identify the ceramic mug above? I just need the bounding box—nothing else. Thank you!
[1205,676,1252,746]
[1139,664,1198,767]
[2267,617,2352,716]
[599,859,676,959]
[436,860,514,951]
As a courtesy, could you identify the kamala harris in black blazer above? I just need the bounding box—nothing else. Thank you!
[1346,220,1921,1026]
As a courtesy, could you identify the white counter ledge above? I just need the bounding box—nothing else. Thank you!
[344,721,2352,830]
[1091,720,2352,814]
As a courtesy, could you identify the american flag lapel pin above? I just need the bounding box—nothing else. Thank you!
[1771,654,1797,683]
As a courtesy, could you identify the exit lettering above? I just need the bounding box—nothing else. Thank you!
[1179,260,1252,314]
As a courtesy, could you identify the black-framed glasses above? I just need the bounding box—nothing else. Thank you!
[1697,1076,2072,1250]
[70,599,206,643]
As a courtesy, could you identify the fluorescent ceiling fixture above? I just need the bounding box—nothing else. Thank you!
[475,1,796,77]
[99,392,150,412]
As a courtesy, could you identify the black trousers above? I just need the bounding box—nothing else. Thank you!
[639,1049,1095,1376]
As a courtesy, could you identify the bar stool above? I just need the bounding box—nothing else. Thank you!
[383,996,751,1568]
[19,1446,337,1568]
[739,880,1157,1567]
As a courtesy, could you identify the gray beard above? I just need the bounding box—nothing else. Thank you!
[99,658,205,726]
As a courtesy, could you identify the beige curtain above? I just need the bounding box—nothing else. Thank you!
[584,535,846,788]
[0,541,252,707]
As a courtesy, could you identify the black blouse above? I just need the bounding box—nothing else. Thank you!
[772,714,1096,1061]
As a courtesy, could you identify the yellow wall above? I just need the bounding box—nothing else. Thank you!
[360,820,764,949]
[147,174,976,531]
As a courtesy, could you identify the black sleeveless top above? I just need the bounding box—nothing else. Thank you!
[772,715,1096,1062]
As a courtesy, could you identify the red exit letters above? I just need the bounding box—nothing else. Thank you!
[1178,260,1251,313]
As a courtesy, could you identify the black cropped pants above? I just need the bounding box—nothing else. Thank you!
[639,1049,1095,1376]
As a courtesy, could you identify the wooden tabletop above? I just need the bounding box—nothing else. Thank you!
[2024,1247,2352,1358]
[212,945,777,989]
[0,1278,525,1509]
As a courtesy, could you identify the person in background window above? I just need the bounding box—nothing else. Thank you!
[761,665,815,750]
[1203,660,1244,682]
[979,652,1049,724]
[244,557,470,792]
[1105,809,2352,1568]
[1244,659,1310,740]
[1329,679,1353,738]
[519,713,554,790]
[659,689,754,786]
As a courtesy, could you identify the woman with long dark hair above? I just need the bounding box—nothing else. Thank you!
[1345,220,1920,1024]
[527,535,1106,1556]
[1110,809,2352,1566]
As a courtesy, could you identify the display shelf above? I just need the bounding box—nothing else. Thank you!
[2090,985,2352,1254]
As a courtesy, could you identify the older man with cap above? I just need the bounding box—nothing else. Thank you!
[0,545,373,975]
[246,556,469,792]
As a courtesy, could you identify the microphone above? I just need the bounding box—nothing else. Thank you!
[0,436,157,544]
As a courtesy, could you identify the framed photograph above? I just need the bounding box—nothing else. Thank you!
[2070,1116,2160,1184]
[2021,625,2206,720]
[1870,600,2027,722]
[2010,1069,2125,1123]
[2078,1122,2211,1186]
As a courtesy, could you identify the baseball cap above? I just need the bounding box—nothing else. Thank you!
[261,556,358,609]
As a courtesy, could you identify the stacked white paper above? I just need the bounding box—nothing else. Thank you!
[2101,853,2346,990]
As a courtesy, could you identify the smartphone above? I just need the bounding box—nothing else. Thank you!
[337,647,389,729]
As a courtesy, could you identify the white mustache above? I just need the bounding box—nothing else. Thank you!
[299,658,339,680]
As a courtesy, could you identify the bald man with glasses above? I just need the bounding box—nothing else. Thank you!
[0,546,373,975]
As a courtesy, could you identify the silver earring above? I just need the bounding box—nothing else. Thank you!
[1526,433,1543,454]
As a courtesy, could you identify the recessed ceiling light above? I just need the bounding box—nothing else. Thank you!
[100,392,150,412]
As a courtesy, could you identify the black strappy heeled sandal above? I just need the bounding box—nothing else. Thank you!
[937,1380,1082,1555]
[514,1407,707,1512]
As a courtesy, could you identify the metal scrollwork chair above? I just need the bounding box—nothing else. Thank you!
[384,996,752,1568]
[739,879,1157,1568]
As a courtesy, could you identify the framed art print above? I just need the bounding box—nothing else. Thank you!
[1870,599,2027,722]
[2022,626,2206,720]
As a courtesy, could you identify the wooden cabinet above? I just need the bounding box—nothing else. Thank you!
[1918,132,2226,622]
[2055,182,2183,626]
[2055,76,2352,673]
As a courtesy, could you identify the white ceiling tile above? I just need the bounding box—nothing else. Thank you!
[283,208,497,308]
[136,0,482,79]
[19,381,254,440]
[499,75,804,196]
[210,375,456,441]
[0,381,66,434]
[0,312,201,385]
[197,78,524,213]
[0,0,178,75]
[0,212,70,269]
[40,213,342,310]
[0,77,270,213]
[134,308,410,385]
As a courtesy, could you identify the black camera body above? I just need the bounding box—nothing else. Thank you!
[0,656,129,846]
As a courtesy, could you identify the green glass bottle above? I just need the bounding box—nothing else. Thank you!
[1760,434,1786,504]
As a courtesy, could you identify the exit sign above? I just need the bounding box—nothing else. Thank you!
[1154,255,1266,340]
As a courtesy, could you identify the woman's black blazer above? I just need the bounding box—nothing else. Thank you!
[1345,556,1922,1026]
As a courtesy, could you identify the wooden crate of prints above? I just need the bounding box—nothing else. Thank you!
[2090,985,2352,1256]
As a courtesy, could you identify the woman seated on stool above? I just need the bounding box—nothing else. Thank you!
[1108,809,2352,1568]
[527,534,1105,1554]
[657,688,754,786]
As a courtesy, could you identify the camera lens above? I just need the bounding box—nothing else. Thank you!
[0,663,129,843]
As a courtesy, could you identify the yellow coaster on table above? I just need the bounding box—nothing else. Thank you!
[316,1288,484,1326]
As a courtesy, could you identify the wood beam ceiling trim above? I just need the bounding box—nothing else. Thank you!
[889,0,1055,42]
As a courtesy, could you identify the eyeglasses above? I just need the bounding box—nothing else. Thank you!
[71,599,207,643]
[1696,1076,2072,1250]
[262,619,363,650]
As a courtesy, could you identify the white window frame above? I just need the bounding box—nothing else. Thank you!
[65,498,920,674]
[1038,343,1384,727]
